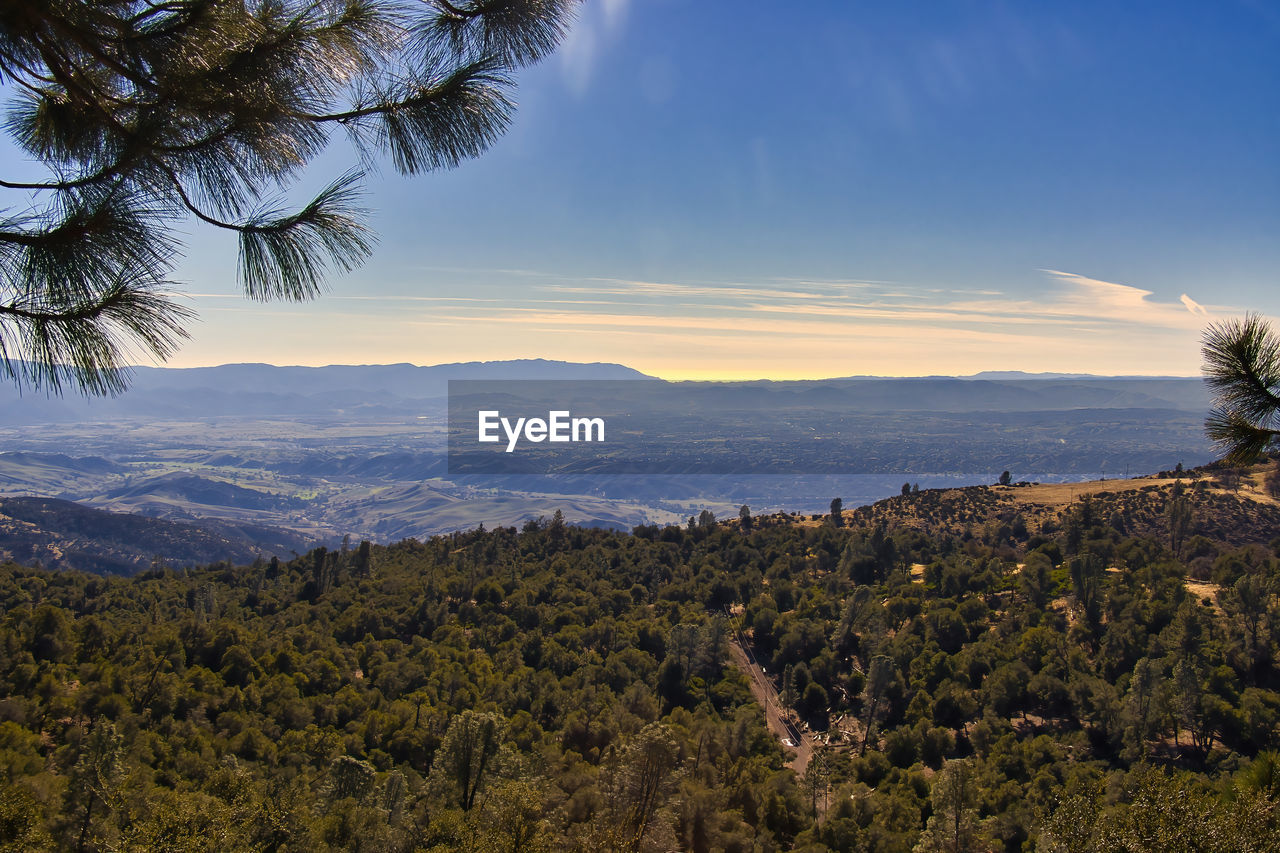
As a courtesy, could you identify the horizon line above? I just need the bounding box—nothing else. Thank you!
[121,359,1204,382]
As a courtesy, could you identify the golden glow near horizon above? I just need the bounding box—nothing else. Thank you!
[162,268,1226,380]
[10,2,1271,386]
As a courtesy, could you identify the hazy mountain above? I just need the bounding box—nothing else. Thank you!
[0,496,312,573]
[0,363,1210,425]
[0,359,652,424]
[0,363,1217,541]
[662,377,1210,413]
[0,452,123,494]
[102,472,306,511]
[964,370,1197,381]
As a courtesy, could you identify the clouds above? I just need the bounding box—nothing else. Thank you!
[472,269,1217,337]
[173,267,1226,379]
[1181,293,1209,316]
[1038,270,1211,329]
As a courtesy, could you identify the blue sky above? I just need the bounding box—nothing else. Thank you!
[16,1,1280,378]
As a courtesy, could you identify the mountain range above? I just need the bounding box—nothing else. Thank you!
[0,360,1221,567]
[0,359,651,424]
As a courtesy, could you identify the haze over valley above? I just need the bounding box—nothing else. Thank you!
[0,360,1214,571]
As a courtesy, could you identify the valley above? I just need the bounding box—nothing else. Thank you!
[0,364,1218,572]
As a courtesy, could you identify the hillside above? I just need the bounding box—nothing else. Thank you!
[0,496,313,573]
[3,465,1280,850]
[839,463,1280,549]
[0,370,1217,541]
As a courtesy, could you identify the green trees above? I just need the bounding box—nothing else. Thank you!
[1202,313,1280,463]
[861,654,895,755]
[1068,551,1104,632]
[1124,658,1163,759]
[0,0,576,393]
[0,779,52,851]
[1017,552,1054,611]
[4,478,1280,848]
[914,759,984,853]
[1166,494,1193,558]
[435,710,504,811]
[0,522,813,850]
[1223,572,1277,680]
[595,723,681,853]
[66,720,124,853]
[1040,765,1280,853]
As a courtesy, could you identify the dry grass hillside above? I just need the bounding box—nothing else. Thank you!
[831,462,1280,549]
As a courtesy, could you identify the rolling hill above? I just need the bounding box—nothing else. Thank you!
[0,496,313,573]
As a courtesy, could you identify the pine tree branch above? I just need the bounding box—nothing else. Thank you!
[161,164,372,299]
[302,56,514,173]
[1202,314,1280,464]
[419,0,578,65]
[0,277,192,395]
[1202,314,1280,420]
[0,187,171,292]
[0,160,127,191]
[0,0,577,395]
[162,168,249,231]
[1205,407,1280,466]
[434,1,480,19]
[31,15,158,95]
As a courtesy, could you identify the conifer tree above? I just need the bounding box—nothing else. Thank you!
[1203,313,1280,463]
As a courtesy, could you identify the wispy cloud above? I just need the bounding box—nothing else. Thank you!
[1181,293,1209,315]
[328,295,503,303]
[175,266,1232,378]
[189,292,502,304]
[541,280,835,301]
[516,269,1224,334]
[1038,269,1210,328]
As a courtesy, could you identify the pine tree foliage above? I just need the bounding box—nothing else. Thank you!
[7,487,1280,848]
[1202,313,1280,464]
[0,0,577,393]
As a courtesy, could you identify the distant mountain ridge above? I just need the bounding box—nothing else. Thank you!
[128,358,652,394]
[964,370,1199,381]
[0,364,1212,426]
[655,377,1209,413]
[0,359,652,425]
[0,361,1216,544]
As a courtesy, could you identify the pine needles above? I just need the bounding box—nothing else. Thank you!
[0,0,579,394]
[1202,313,1280,464]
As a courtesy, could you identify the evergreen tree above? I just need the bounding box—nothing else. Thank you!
[1202,313,1280,463]
[914,758,984,853]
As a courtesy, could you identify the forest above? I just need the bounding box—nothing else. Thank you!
[2,471,1280,851]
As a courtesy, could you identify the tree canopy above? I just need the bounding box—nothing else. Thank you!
[1203,314,1280,464]
[5,477,1280,849]
[0,0,577,394]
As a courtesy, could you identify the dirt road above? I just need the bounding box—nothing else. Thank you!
[728,639,811,776]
